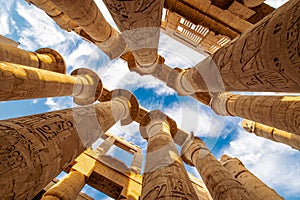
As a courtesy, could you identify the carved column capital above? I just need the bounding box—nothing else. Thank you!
[71,68,103,105]
[181,136,209,166]
[35,48,66,74]
[139,110,177,140]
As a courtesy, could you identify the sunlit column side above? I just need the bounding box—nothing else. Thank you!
[242,119,300,151]
[220,154,284,200]
[103,0,163,67]
[49,0,127,59]
[41,171,86,200]
[0,43,65,73]
[139,110,198,199]
[0,64,102,105]
[26,0,78,31]
[211,93,300,135]
[0,89,139,199]
[181,136,253,200]
[180,0,300,93]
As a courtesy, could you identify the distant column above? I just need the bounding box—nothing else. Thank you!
[180,0,300,93]
[50,0,127,59]
[211,93,300,135]
[103,0,164,67]
[130,148,143,174]
[220,154,284,200]
[0,43,65,73]
[181,136,253,200]
[242,119,300,151]
[139,110,198,199]
[96,136,116,155]
[0,64,102,105]
[41,171,86,200]
[0,89,139,199]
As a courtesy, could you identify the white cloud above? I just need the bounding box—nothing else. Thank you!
[221,127,300,198]
[265,0,289,8]
[45,97,73,111]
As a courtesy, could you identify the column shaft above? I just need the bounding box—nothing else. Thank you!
[182,137,252,200]
[140,111,198,199]
[211,94,300,135]
[0,63,101,104]
[182,0,300,92]
[242,119,300,151]
[0,43,65,73]
[103,0,164,66]
[42,171,86,200]
[50,0,127,59]
[0,97,133,199]
[220,155,283,200]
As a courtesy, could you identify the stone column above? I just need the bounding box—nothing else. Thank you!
[50,0,127,59]
[0,35,19,47]
[242,119,300,151]
[103,0,164,67]
[0,43,65,73]
[181,136,253,200]
[0,89,139,199]
[179,0,300,93]
[139,110,198,199]
[0,64,102,105]
[211,93,300,135]
[220,154,284,200]
[41,171,86,200]
[96,136,116,155]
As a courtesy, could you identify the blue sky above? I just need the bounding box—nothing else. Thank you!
[1,0,299,199]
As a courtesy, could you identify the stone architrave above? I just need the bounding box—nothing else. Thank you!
[210,93,300,135]
[181,136,253,200]
[179,0,300,93]
[242,119,300,151]
[0,64,102,105]
[0,89,139,199]
[50,0,127,59]
[103,0,164,67]
[96,136,116,155]
[139,110,198,199]
[0,43,65,73]
[220,154,284,200]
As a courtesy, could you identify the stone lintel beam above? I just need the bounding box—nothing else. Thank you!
[50,0,127,59]
[0,43,65,73]
[0,35,19,47]
[164,0,240,39]
[127,53,211,105]
[180,0,300,93]
[0,64,102,105]
[181,136,253,200]
[139,110,198,199]
[242,119,300,151]
[211,93,300,136]
[220,154,284,200]
[103,0,164,67]
[96,136,116,155]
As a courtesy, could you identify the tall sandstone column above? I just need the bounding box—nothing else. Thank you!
[103,0,164,67]
[0,64,102,105]
[0,89,139,199]
[220,154,284,200]
[242,119,300,151]
[179,0,300,92]
[0,43,65,73]
[181,136,253,200]
[139,110,198,199]
[50,0,127,59]
[210,93,300,135]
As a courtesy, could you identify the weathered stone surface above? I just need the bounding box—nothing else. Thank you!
[242,119,300,151]
[181,137,253,200]
[220,154,284,200]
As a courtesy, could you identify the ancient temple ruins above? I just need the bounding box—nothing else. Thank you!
[0,0,299,199]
